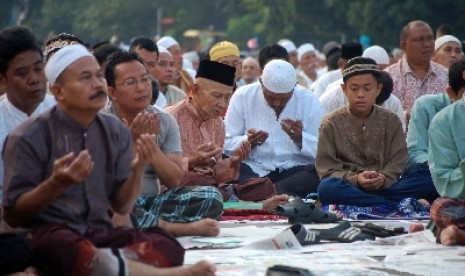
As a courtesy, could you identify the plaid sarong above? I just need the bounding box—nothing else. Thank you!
[134,186,223,228]
[430,197,465,241]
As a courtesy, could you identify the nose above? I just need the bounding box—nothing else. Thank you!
[28,69,44,85]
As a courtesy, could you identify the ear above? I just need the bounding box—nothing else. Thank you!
[377,83,383,97]
[190,83,199,97]
[341,83,347,96]
[0,74,6,93]
[446,86,457,101]
[107,86,117,101]
[400,41,407,52]
[49,83,64,101]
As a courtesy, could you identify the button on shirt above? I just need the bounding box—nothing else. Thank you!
[0,94,56,202]
[224,83,325,177]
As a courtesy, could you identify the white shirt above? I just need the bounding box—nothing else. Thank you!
[310,69,342,97]
[0,94,56,201]
[319,81,406,132]
[224,83,325,176]
[297,70,323,90]
[155,92,167,109]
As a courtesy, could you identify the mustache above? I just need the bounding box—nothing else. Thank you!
[89,90,107,100]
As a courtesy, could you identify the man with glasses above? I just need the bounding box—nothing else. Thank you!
[104,51,223,237]
[224,57,325,198]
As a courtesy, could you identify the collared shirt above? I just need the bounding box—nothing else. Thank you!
[224,83,325,177]
[316,105,407,188]
[407,93,451,168]
[319,79,406,132]
[0,94,56,202]
[428,99,465,199]
[103,103,181,196]
[166,98,225,171]
[384,55,448,112]
[2,106,133,233]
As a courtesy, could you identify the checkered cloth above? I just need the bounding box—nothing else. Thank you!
[134,186,223,228]
[430,197,465,241]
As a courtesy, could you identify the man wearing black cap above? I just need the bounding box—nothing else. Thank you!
[312,42,363,98]
[166,60,251,190]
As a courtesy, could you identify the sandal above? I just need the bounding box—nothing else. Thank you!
[314,221,372,243]
[271,197,342,223]
[288,223,321,245]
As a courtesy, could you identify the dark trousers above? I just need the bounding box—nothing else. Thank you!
[0,233,31,275]
[236,163,320,198]
[318,163,440,206]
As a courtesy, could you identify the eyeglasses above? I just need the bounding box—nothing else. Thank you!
[115,75,152,88]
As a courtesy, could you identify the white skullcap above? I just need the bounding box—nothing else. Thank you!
[157,36,179,50]
[182,51,199,62]
[45,44,93,85]
[261,60,297,93]
[362,45,389,65]
[157,46,171,55]
[435,35,462,51]
[297,43,316,61]
[183,59,194,70]
[278,40,297,53]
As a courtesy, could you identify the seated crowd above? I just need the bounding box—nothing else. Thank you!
[1,18,465,275]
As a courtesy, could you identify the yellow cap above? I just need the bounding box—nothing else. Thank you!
[209,41,240,61]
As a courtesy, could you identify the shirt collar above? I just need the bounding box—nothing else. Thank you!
[400,55,437,79]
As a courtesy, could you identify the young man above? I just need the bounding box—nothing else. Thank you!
[104,51,222,237]
[428,58,465,246]
[1,45,214,275]
[0,26,56,204]
[208,41,242,87]
[316,57,438,207]
[224,58,325,198]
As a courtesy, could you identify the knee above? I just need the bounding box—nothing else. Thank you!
[317,178,343,203]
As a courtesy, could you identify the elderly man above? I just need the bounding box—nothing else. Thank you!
[104,50,222,237]
[432,35,463,69]
[0,26,56,204]
[427,58,465,246]
[225,59,325,198]
[237,57,260,86]
[385,20,448,116]
[297,43,321,89]
[316,57,438,207]
[1,45,214,275]
[157,36,194,93]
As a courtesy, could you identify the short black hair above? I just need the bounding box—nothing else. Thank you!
[375,71,394,105]
[448,58,465,94]
[105,51,144,87]
[258,44,289,70]
[129,37,159,56]
[436,23,454,37]
[0,26,42,76]
[93,44,121,66]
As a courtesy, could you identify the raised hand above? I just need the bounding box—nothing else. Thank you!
[123,113,160,142]
[281,118,303,145]
[247,128,269,147]
[131,134,157,172]
[50,150,94,188]
[188,142,222,170]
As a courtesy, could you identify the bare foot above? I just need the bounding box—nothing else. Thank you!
[9,267,39,276]
[182,260,216,276]
[440,225,465,246]
[408,223,425,233]
[128,259,216,276]
[417,199,430,206]
[160,218,220,237]
[263,194,290,211]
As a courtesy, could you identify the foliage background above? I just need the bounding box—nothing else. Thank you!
[1,0,464,51]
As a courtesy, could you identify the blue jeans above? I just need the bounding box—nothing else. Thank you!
[318,163,439,206]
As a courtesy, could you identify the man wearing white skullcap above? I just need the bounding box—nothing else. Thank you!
[3,44,215,275]
[297,43,322,89]
[433,35,463,69]
[225,59,325,198]
[278,39,309,88]
[157,36,194,93]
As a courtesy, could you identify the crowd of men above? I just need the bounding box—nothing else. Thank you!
[0,19,465,274]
